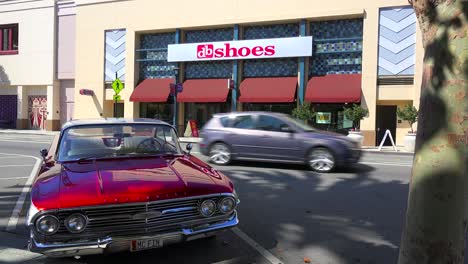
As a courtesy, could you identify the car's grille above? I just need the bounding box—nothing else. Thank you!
[48,195,230,241]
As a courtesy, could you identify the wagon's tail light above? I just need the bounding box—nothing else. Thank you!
[218,197,236,214]
[65,213,88,233]
[36,215,60,235]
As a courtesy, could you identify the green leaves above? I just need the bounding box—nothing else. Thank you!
[343,104,369,130]
[292,102,315,122]
[397,104,418,133]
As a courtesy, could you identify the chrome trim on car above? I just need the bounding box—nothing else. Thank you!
[64,213,88,234]
[199,199,216,217]
[35,215,60,235]
[29,211,238,257]
[161,206,197,215]
[29,193,236,224]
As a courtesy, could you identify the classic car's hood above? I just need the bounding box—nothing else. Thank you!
[32,156,233,210]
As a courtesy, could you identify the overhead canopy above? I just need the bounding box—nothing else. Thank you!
[177,79,230,103]
[129,78,174,102]
[305,74,362,103]
[239,77,298,103]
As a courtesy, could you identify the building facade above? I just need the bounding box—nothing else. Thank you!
[74,0,422,146]
[0,0,76,131]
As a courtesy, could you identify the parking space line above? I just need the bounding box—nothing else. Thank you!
[0,164,33,167]
[232,227,283,264]
[0,153,42,232]
[0,195,21,199]
[0,177,30,180]
[0,139,50,144]
[0,156,30,159]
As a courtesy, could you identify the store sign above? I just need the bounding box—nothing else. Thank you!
[167,36,313,62]
[316,112,331,124]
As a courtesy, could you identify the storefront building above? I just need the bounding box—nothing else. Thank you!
[0,0,76,131]
[74,0,423,146]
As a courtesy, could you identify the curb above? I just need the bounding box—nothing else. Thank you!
[361,149,414,156]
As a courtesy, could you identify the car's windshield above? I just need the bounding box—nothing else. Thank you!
[283,115,316,132]
[57,124,182,162]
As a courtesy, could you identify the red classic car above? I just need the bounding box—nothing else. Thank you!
[26,118,239,257]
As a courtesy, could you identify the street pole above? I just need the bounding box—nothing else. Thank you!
[173,68,179,131]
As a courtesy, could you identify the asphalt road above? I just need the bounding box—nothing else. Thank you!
[0,133,414,264]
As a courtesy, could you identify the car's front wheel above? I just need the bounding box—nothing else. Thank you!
[307,147,335,173]
[209,143,232,165]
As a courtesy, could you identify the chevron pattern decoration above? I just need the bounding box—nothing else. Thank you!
[378,7,416,76]
[105,29,126,82]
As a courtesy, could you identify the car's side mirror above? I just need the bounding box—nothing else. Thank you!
[186,143,193,155]
[40,149,48,161]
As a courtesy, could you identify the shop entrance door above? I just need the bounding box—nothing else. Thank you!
[376,105,397,146]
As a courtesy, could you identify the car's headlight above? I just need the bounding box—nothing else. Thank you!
[218,197,236,214]
[36,215,59,235]
[65,213,87,233]
[199,199,216,217]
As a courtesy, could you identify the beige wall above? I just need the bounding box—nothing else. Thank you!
[378,85,414,101]
[74,0,423,145]
[57,15,76,79]
[0,0,56,87]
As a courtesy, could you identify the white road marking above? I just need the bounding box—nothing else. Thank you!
[0,164,33,167]
[232,227,283,264]
[0,153,42,232]
[0,139,50,144]
[0,195,20,199]
[0,177,30,180]
[361,162,412,167]
[0,156,32,159]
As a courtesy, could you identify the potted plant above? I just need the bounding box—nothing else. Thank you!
[397,104,418,152]
[292,102,315,124]
[343,104,369,147]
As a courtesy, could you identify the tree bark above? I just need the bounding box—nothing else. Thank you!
[398,0,467,263]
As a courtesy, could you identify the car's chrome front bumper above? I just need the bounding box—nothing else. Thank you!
[29,211,238,258]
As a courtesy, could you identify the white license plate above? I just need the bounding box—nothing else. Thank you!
[130,238,163,252]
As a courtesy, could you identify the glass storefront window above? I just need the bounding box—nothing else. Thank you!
[140,102,174,124]
[184,102,230,131]
[312,104,354,134]
[243,103,295,115]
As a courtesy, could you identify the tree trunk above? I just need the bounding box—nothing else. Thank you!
[398,0,467,263]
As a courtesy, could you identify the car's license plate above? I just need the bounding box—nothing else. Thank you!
[131,238,163,252]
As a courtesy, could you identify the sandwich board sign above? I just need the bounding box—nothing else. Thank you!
[378,129,397,152]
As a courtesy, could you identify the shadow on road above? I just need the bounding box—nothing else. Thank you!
[0,161,407,264]
[218,162,408,264]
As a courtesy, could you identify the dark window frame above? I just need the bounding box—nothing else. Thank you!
[0,23,18,55]
[255,115,291,133]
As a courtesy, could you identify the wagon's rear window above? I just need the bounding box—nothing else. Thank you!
[57,124,182,161]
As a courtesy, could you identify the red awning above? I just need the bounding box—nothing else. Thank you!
[129,78,174,102]
[177,79,230,103]
[305,74,362,103]
[238,77,298,103]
